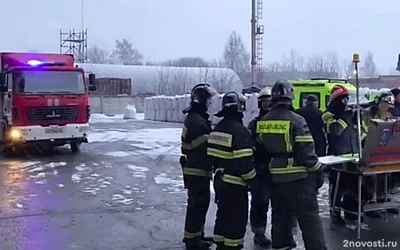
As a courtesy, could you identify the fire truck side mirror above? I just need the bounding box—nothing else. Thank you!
[88,73,96,91]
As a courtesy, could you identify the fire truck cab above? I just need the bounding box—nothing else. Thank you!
[0,52,96,154]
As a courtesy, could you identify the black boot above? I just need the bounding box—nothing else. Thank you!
[201,236,214,243]
[253,234,272,247]
[344,212,364,223]
[185,239,212,250]
[331,212,346,225]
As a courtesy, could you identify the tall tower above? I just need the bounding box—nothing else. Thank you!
[59,29,88,63]
[251,0,264,86]
[256,0,264,74]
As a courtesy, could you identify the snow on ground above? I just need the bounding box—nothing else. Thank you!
[89,113,144,123]
[89,127,182,156]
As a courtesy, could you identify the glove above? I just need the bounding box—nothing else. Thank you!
[179,156,187,188]
[314,171,324,190]
[179,155,187,168]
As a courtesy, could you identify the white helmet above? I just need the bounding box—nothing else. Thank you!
[258,87,271,99]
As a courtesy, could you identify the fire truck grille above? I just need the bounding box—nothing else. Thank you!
[27,107,79,122]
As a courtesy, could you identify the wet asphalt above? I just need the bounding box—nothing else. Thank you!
[0,117,399,250]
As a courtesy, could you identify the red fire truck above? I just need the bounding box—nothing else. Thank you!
[0,52,96,153]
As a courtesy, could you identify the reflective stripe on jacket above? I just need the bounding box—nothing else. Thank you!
[207,119,256,186]
[322,110,359,155]
[257,107,321,182]
[181,111,212,177]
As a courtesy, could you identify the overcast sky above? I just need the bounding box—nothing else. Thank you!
[1,0,398,73]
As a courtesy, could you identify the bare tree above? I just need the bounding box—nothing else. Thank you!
[223,31,250,79]
[111,39,143,65]
[169,67,189,95]
[209,70,236,92]
[265,62,281,72]
[281,50,305,72]
[152,67,170,95]
[209,59,223,68]
[306,53,339,78]
[88,45,109,64]
[325,52,340,76]
[340,60,354,78]
[198,67,210,83]
[361,51,378,77]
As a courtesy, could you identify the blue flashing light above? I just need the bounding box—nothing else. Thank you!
[27,59,43,66]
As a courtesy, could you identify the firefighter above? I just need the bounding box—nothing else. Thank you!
[296,94,327,157]
[390,88,400,116]
[256,80,326,250]
[362,91,399,215]
[247,87,272,248]
[207,92,256,250]
[322,85,367,223]
[181,83,217,250]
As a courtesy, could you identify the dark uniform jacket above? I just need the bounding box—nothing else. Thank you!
[248,112,270,167]
[322,110,359,156]
[207,118,256,187]
[256,107,321,182]
[181,110,212,185]
[296,105,327,157]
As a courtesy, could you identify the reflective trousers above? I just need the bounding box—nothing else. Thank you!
[271,177,326,250]
[214,177,248,249]
[183,178,211,242]
[250,175,269,235]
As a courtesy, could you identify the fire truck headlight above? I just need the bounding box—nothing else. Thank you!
[10,129,21,139]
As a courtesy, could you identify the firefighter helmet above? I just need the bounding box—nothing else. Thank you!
[258,87,271,100]
[375,91,395,106]
[214,92,247,118]
[190,83,217,104]
[271,80,294,104]
[330,85,349,102]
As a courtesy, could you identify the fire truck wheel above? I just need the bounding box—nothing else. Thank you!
[70,141,82,153]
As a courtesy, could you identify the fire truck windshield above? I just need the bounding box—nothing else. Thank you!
[12,71,86,95]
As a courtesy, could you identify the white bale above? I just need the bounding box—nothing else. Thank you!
[180,95,191,122]
[211,94,224,125]
[149,97,155,120]
[123,105,137,119]
[167,97,174,122]
[155,96,161,121]
[243,93,259,126]
[159,96,167,121]
[145,97,150,120]
[144,98,149,120]
[172,95,181,122]
[243,94,252,126]
[248,93,259,112]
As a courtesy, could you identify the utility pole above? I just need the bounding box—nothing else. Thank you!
[251,0,257,86]
[81,0,84,31]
